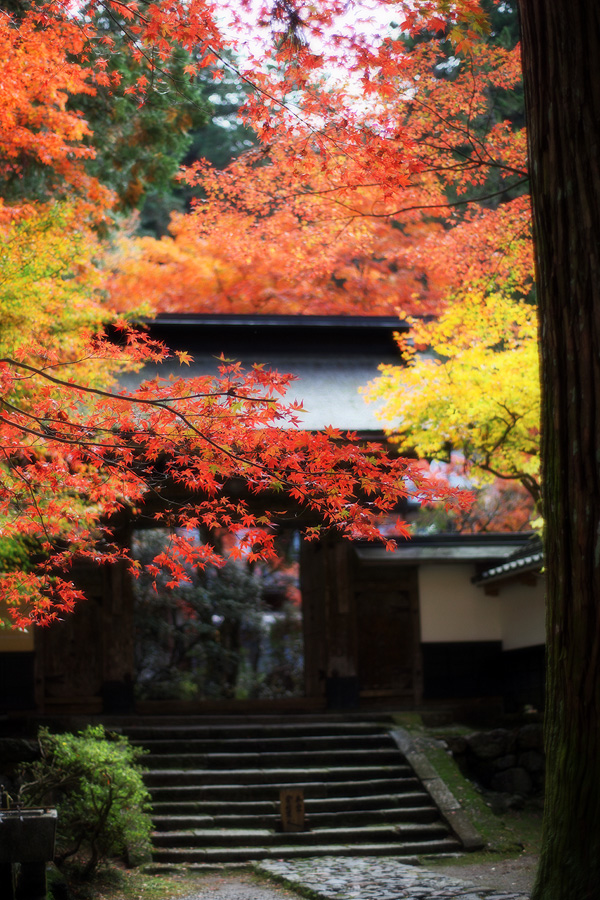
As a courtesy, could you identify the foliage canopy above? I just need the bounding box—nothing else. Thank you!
[0,0,527,625]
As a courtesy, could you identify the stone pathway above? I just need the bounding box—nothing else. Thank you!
[256,857,530,900]
[176,875,304,900]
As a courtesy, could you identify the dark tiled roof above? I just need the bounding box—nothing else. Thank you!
[472,536,543,585]
[141,314,408,356]
[356,532,535,563]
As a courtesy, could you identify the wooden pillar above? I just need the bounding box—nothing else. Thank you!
[100,527,135,712]
[35,525,135,714]
[35,559,105,713]
[300,538,328,698]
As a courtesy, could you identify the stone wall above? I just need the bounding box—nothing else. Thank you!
[443,724,544,801]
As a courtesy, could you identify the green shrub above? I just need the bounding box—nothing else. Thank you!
[19,725,152,876]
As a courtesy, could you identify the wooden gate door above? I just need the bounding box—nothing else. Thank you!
[355,565,422,705]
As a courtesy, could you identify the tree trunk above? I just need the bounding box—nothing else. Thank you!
[518,3,600,898]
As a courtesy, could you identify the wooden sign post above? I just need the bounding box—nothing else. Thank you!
[279,788,305,832]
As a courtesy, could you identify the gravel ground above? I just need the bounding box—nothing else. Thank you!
[423,855,538,894]
[175,873,304,900]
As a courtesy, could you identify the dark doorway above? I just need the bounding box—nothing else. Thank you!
[132,528,304,702]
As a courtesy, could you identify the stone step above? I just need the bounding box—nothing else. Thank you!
[152,822,451,849]
[152,805,440,831]
[108,713,395,728]
[150,839,462,864]
[150,791,433,816]
[143,749,402,769]
[144,765,412,787]
[125,716,465,865]
[148,776,422,802]
[119,721,389,741]
[133,734,393,754]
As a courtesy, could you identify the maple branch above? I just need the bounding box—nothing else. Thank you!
[487,409,524,455]
[87,0,213,116]
[322,180,529,219]
[195,55,390,179]
[477,459,541,508]
[469,219,532,298]
[414,142,528,180]
[0,413,158,510]
[1,365,374,507]
[0,407,143,459]
[1,449,53,543]
[454,49,508,178]
[231,167,528,221]
[404,70,527,182]
[2,356,283,407]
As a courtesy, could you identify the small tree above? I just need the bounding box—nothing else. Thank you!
[19,726,152,877]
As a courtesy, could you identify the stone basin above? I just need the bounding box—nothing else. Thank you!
[0,808,57,863]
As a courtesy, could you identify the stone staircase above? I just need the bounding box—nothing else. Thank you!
[116,715,464,865]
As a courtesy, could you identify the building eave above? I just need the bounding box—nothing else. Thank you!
[355,532,535,564]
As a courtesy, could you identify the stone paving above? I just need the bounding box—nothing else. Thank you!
[256,857,530,900]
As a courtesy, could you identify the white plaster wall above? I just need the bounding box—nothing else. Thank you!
[121,354,399,431]
[500,579,546,650]
[419,564,502,642]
